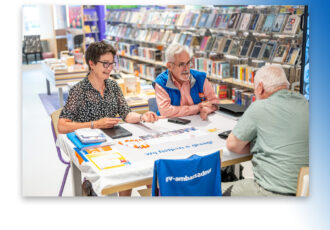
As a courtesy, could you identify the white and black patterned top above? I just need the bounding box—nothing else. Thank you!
[59,77,131,122]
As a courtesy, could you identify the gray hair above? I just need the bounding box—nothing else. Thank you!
[254,65,290,92]
[165,43,193,63]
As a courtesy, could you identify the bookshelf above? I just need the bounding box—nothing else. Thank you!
[104,5,306,107]
[83,5,106,49]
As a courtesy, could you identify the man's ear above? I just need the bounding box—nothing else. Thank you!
[166,62,172,71]
[256,82,264,96]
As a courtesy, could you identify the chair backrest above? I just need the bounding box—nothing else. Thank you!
[23,35,42,53]
[73,34,84,48]
[148,97,158,113]
[152,151,222,196]
[51,108,63,139]
[296,166,309,197]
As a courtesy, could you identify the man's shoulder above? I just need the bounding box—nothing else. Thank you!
[190,69,206,78]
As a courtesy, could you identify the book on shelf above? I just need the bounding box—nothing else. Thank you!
[84,25,91,33]
[205,36,216,52]
[238,13,252,31]
[200,36,210,51]
[250,42,265,59]
[283,14,301,35]
[239,40,254,57]
[260,40,277,61]
[161,30,171,43]
[183,11,193,27]
[261,14,276,33]
[173,33,181,44]
[191,13,200,27]
[219,14,230,29]
[227,13,241,30]
[176,11,186,26]
[197,13,209,27]
[272,14,288,33]
[167,32,177,44]
[285,46,301,65]
[272,43,290,63]
[211,35,224,53]
[254,14,266,32]
[205,13,217,28]
[248,14,260,31]
[228,39,242,56]
[184,34,193,47]
[221,38,232,54]
[178,33,187,45]
[214,14,222,28]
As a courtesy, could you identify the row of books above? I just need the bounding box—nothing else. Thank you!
[84,12,98,21]
[231,88,256,107]
[232,65,259,85]
[84,25,99,33]
[211,37,301,65]
[137,63,163,81]
[105,9,302,35]
[137,47,162,61]
[118,56,163,80]
[106,25,301,66]
[210,82,228,99]
[192,57,230,79]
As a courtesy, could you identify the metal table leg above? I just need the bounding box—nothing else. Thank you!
[46,79,51,95]
[58,87,64,107]
[71,162,82,196]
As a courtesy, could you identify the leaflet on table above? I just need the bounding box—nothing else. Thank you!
[86,151,131,171]
[74,145,131,170]
[67,131,115,150]
[75,128,108,144]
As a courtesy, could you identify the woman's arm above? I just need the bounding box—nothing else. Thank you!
[58,117,121,134]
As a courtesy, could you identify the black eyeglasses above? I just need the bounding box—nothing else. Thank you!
[98,61,115,68]
[170,60,193,69]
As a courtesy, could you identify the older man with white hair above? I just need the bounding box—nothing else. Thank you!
[153,43,219,120]
[223,64,309,196]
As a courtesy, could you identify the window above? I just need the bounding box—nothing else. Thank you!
[23,5,41,35]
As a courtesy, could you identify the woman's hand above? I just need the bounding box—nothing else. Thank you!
[94,118,120,129]
[141,111,162,123]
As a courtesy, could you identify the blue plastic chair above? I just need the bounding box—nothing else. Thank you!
[152,151,222,196]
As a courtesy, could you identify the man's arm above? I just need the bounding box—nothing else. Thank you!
[226,133,251,154]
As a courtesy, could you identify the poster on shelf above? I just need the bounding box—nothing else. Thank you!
[68,5,83,29]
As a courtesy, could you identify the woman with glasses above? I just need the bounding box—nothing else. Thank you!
[153,43,219,120]
[58,41,160,196]
[58,41,159,135]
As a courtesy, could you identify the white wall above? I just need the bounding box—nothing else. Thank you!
[38,5,54,40]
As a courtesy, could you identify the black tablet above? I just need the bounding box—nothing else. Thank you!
[102,125,133,139]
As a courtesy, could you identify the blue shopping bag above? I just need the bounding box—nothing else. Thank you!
[152,151,222,196]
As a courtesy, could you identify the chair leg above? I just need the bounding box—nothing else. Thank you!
[34,53,37,63]
[58,164,71,196]
[25,54,29,64]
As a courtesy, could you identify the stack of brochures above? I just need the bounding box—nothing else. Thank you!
[75,128,107,143]
[67,128,115,150]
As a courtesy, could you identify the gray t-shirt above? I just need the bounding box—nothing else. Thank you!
[233,90,309,194]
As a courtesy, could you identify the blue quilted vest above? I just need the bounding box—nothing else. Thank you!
[153,70,206,115]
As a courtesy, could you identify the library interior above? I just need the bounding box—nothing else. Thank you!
[22,5,309,197]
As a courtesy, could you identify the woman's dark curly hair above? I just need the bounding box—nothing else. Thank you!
[85,41,116,70]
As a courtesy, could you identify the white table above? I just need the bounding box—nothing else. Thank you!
[42,62,88,107]
[57,112,251,196]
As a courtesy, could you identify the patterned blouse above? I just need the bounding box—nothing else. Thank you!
[59,77,131,122]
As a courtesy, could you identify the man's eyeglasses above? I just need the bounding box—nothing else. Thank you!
[170,60,193,69]
[98,61,115,68]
